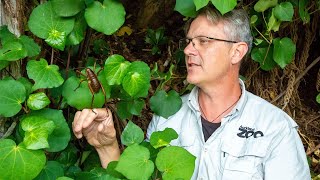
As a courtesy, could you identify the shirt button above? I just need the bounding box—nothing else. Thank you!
[204,148,208,152]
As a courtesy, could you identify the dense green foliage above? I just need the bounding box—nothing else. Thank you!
[0,0,318,179]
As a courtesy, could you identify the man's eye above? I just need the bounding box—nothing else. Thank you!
[199,39,209,44]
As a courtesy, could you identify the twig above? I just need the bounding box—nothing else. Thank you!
[50,48,54,65]
[271,55,320,103]
[1,120,17,139]
[307,143,320,156]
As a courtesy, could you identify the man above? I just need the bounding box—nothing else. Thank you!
[73,6,311,179]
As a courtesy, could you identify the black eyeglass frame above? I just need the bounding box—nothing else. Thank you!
[179,35,238,50]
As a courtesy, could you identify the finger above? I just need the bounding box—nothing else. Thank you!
[94,108,111,121]
[82,109,99,129]
[73,111,83,138]
[73,111,82,132]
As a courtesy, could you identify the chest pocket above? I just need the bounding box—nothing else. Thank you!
[220,138,269,180]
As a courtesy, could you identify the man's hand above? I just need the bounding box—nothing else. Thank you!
[72,108,120,167]
[72,108,116,148]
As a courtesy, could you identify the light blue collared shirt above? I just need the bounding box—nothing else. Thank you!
[146,80,310,180]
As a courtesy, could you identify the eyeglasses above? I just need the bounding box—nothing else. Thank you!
[179,36,238,51]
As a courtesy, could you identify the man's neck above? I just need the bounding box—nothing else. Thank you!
[198,79,242,123]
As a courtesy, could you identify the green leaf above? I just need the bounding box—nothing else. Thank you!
[45,30,67,51]
[34,161,64,180]
[17,77,33,96]
[0,60,9,70]
[27,92,51,110]
[267,9,281,32]
[156,146,196,180]
[85,0,125,35]
[193,0,209,11]
[28,1,75,39]
[21,116,56,150]
[115,144,154,180]
[150,90,182,118]
[56,145,78,168]
[122,61,151,98]
[251,46,277,71]
[0,79,26,117]
[298,0,310,24]
[106,161,125,179]
[0,139,46,180]
[29,109,71,152]
[273,37,296,69]
[76,167,118,180]
[274,2,294,21]
[121,121,144,146]
[57,177,74,180]
[62,73,110,110]
[150,128,178,149]
[116,99,144,120]
[0,40,28,61]
[52,0,85,17]
[254,0,278,12]
[19,35,41,57]
[250,15,258,25]
[0,25,16,44]
[316,93,320,104]
[174,0,197,17]
[211,0,237,15]
[66,12,87,46]
[104,54,130,85]
[27,58,64,90]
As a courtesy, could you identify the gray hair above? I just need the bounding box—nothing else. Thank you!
[185,6,253,54]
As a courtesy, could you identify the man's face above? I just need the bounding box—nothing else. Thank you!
[184,15,235,87]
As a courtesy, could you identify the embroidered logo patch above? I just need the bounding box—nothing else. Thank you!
[237,125,264,138]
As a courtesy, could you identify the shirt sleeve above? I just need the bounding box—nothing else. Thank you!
[145,115,158,142]
[264,126,311,180]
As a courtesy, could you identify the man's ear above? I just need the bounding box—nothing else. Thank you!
[230,42,248,64]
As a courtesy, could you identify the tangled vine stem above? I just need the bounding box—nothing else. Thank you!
[271,55,320,103]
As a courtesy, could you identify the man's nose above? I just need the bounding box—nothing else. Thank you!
[184,41,198,56]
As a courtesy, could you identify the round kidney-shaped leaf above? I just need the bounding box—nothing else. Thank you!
[52,0,85,17]
[28,1,74,39]
[150,90,182,119]
[156,146,196,180]
[85,0,125,35]
[0,79,26,117]
[0,139,46,180]
[0,40,28,61]
[29,109,71,152]
[273,37,296,69]
[251,46,277,71]
[122,61,150,98]
[116,99,144,120]
[115,144,154,180]
[27,59,64,91]
[27,92,51,110]
[174,0,197,17]
[274,2,294,22]
[150,128,178,149]
[211,0,237,15]
[104,54,130,85]
[34,161,64,180]
[62,75,110,110]
[121,121,144,146]
[19,35,41,57]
